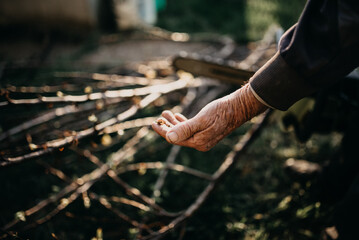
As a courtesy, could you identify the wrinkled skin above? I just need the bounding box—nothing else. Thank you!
[151,84,268,151]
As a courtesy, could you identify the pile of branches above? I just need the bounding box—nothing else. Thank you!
[0,27,277,239]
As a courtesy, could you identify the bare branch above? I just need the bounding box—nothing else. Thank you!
[115,161,213,181]
[54,72,172,86]
[107,196,151,212]
[37,160,72,183]
[90,193,153,233]
[152,145,182,198]
[100,117,157,135]
[0,78,192,106]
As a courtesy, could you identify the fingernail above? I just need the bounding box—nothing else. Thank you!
[167,132,179,143]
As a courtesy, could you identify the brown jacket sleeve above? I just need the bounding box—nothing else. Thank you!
[250,0,359,110]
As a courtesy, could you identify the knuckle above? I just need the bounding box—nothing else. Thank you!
[162,110,172,115]
[161,111,171,118]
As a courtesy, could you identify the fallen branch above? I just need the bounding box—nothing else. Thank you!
[100,117,157,135]
[115,161,213,181]
[4,76,169,94]
[152,145,182,198]
[0,78,192,106]
[90,193,153,233]
[54,72,172,86]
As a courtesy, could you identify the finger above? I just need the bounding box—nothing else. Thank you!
[161,110,180,125]
[174,113,187,122]
[166,118,199,144]
[151,117,172,139]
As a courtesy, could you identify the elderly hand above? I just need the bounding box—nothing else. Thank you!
[151,84,268,151]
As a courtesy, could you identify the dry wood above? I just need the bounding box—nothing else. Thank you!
[55,72,172,86]
[4,73,172,94]
[115,161,213,181]
[0,78,190,106]
[90,193,154,233]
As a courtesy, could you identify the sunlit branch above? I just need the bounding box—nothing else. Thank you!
[90,193,153,233]
[0,78,191,107]
[115,161,213,181]
[55,72,172,86]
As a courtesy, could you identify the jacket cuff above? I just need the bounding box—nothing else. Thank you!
[249,51,316,111]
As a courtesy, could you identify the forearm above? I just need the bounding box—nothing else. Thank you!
[229,83,268,124]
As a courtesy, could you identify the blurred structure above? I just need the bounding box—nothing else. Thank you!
[114,0,157,30]
[0,0,158,33]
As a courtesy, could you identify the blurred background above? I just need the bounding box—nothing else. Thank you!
[1,1,343,240]
[0,0,305,39]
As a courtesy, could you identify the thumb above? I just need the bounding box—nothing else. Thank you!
[166,119,198,144]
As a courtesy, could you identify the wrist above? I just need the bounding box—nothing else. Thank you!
[230,84,268,124]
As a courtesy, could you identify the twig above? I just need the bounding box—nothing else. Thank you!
[55,72,172,86]
[107,171,181,218]
[107,196,150,212]
[0,229,27,240]
[37,160,72,183]
[100,117,157,135]
[115,161,213,181]
[4,76,168,94]
[5,83,84,94]
[152,145,182,198]
[90,193,153,233]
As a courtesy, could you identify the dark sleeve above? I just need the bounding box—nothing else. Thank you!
[250,0,359,111]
